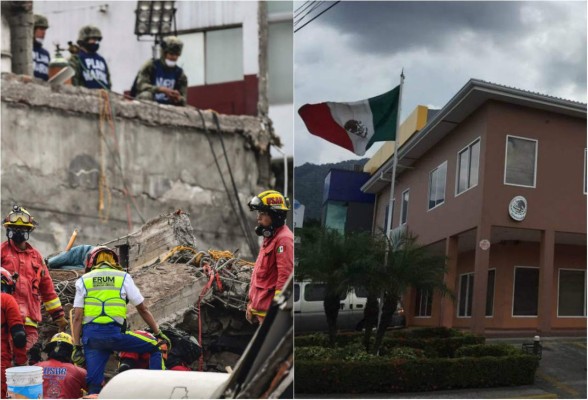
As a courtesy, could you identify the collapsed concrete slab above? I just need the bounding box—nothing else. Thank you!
[43,211,256,373]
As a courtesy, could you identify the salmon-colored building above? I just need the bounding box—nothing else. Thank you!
[362,79,586,336]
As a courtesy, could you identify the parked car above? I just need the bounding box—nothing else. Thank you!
[294,281,405,333]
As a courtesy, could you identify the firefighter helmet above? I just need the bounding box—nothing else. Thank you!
[44,332,74,358]
[34,15,49,30]
[78,25,103,42]
[1,267,17,294]
[3,205,37,231]
[85,246,119,272]
[161,36,183,55]
[248,190,290,213]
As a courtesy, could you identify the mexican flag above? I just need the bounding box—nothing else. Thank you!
[298,85,400,156]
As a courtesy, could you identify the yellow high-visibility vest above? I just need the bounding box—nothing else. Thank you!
[82,265,127,326]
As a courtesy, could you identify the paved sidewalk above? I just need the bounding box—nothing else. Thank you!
[296,337,587,399]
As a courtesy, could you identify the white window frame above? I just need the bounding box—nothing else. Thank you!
[504,135,538,188]
[512,266,540,318]
[457,272,474,318]
[400,189,409,226]
[428,161,447,211]
[557,268,587,318]
[415,289,432,318]
[455,137,481,197]
[456,269,496,318]
[582,148,588,194]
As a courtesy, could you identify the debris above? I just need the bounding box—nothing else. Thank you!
[41,211,257,375]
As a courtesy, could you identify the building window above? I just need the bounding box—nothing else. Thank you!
[486,269,496,317]
[428,161,447,210]
[458,273,474,317]
[456,138,480,194]
[179,27,244,86]
[268,20,293,104]
[415,289,432,317]
[400,189,409,226]
[383,200,394,234]
[504,135,537,187]
[558,269,586,317]
[513,267,539,316]
[457,270,495,317]
[584,149,588,194]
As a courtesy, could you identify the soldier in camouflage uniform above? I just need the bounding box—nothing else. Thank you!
[32,15,50,81]
[69,25,111,90]
[134,36,187,106]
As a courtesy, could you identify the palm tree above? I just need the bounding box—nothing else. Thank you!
[296,227,373,345]
[369,229,451,355]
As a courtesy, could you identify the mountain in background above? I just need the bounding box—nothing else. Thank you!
[294,158,369,223]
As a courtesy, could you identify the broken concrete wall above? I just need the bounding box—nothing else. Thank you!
[1,74,273,258]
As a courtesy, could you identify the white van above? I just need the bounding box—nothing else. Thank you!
[294,281,405,333]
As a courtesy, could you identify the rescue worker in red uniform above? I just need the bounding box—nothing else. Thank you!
[1,267,27,399]
[0,206,68,355]
[246,190,294,324]
[36,333,87,399]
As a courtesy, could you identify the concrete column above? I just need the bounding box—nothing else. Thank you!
[538,229,555,334]
[471,224,491,335]
[439,235,459,328]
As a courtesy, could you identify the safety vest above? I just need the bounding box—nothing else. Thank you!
[153,59,183,104]
[82,265,127,326]
[33,43,50,81]
[77,50,110,89]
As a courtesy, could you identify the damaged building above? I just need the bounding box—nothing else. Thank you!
[1,74,279,259]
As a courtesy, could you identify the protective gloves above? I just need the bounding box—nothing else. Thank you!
[155,330,172,350]
[72,345,85,366]
[54,316,69,332]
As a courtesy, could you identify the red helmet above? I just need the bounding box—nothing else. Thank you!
[85,246,119,272]
[1,267,17,294]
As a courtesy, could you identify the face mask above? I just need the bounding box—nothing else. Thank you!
[255,225,274,238]
[7,229,29,244]
[86,43,100,53]
[165,59,177,67]
[35,38,44,45]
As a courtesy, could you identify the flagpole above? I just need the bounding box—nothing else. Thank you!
[377,70,405,350]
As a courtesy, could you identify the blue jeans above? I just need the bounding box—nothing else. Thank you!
[47,245,94,269]
[82,323,163,394]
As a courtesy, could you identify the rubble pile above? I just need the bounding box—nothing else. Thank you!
[40,211,258,374]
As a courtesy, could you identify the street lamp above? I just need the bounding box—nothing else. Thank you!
[134,1,177,38]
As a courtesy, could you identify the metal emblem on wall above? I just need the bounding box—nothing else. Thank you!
[509,196,527,221]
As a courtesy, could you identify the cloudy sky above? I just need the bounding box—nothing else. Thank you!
[294,1,587,166]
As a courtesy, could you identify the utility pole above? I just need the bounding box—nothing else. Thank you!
[257,0,269,118]
[2,1,33,76]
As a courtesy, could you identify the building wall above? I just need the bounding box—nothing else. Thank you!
[379,105,489,243]
[1,75,272,259]
[482,101,587,232]
[451,242,586,330]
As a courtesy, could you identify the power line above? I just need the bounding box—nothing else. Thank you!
[294,1,325,27]
[294,1,340,33]
[294,1,315,18]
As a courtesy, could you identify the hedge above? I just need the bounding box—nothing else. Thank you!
[455,343,519,358]
[296,329,485,358]
[295,354,540,394]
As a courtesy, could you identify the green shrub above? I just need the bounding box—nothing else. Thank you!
[386,346,425,360]
[295,346,337,360]
[379,335,484,358]
[455,343,520,358]
[295,354,539,394]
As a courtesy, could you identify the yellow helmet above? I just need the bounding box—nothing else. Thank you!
[248,190,290,213]
[3,205,37,231]
[50,332,73,346]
